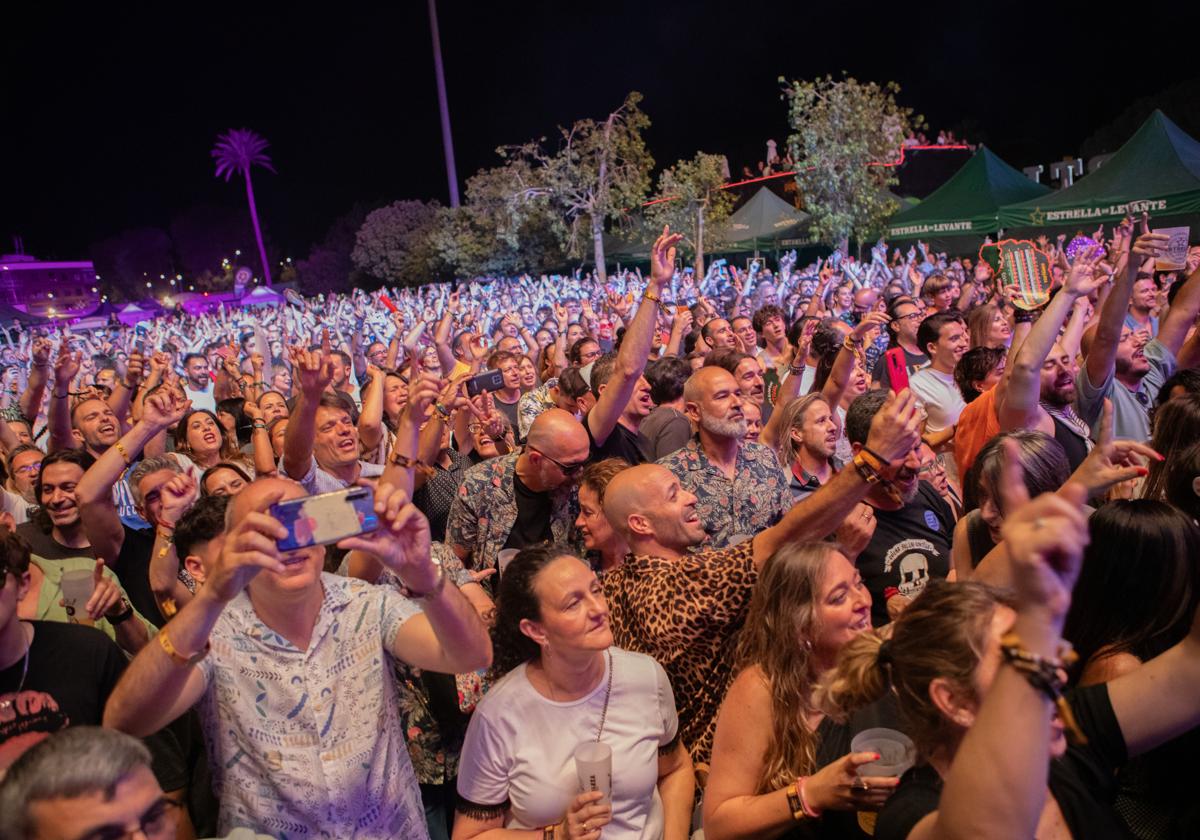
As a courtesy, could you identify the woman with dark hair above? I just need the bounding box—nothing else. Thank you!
[952,347,1005,405]
[953,431,1070,575]
[703,543,896,840]
[257,389,289,424]
[172,408,249,474]
[1165,440,1200,523]
[200,462,251,497]
[453,545,694,840]
[1141,391,1200,500]
[641,357,693,461]
[1062,500,1200,839]
[215,397,251,447]
[819,479,1200,840]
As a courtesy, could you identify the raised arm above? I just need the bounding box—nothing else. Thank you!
[357,364,386,454]
[19,337,52,425]
[760,321,816,452]
[338,483,491,675]
[999,248,1105,431]
[105,351,144,427]
[821,312,888,409]
[281,332,336,481]
[149,473,200,612]
[1084,221,1163,388]
[587,226,683,446]
[48,342,82,453]
[77,391,191,567]
[752,389,921,567]
[1155,255,1200,358]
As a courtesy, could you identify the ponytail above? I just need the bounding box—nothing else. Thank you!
[817,628,889,722]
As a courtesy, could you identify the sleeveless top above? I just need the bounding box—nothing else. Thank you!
[1050,414,1089,472]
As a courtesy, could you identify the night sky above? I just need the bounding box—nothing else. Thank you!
[5,1,1198,261]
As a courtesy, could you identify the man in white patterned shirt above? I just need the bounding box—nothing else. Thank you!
[103,477,492,838]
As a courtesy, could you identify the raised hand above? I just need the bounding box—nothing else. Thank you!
[337,484,439,592]
[648,225,684,289]
[54,341,81,387]
[864,389,922,464]
[31,337,52,368]
[141,391,192,433]
[159,474,199,529]
[1063,242,1106,296]
[206,489,289,603]
[124,352,145,388]
[289,329,336,397]
[851,310,890,344]
[1067,399,1161,497]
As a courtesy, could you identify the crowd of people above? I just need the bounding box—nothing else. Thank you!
[1,213,1200,840]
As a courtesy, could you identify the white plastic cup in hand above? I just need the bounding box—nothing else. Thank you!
[574,741,612,805]
[497,549,519,577]
[851,728,915,777]
[60,569,96,621]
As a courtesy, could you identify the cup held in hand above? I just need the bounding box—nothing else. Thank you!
[850,728,915,777]
[59,569,96,623]
[574,740,612,805]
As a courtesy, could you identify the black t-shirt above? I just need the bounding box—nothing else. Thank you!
[0,621,125,767]
[872,347,928,391]
[875,684,1130,840]
[503,473,552,550]
[16,522,160,628]
[584,414,650,465]
[493,395,521,435]
[856,483,953,627]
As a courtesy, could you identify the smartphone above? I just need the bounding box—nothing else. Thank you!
[270,486,378,551]
[884,347,909,393]
[467,368,505,398]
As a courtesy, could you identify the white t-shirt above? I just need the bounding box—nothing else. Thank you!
[184,382,216,413]
[457,647,678,838]
[910,366,964,434]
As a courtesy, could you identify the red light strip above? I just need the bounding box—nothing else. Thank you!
[640,144,971,207]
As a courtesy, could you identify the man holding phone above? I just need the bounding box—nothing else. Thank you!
[104,477,492,839]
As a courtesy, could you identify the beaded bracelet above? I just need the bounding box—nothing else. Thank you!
[999,631,1087,745]
[389,452,436,478]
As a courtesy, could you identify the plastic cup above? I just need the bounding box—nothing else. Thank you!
[497,549,519,577]
[851,728,915,777]
[574,741,612,805]
[59,569,96,621]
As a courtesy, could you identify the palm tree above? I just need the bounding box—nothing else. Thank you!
[211,128,276,286]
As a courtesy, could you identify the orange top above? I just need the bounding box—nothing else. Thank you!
[954,385,1000,481]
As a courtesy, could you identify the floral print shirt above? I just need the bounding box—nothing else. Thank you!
[657,437,791,548]
[196,573,428,839]
[446,452,576,573]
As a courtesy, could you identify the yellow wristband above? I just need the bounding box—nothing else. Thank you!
[114,440,132,467]
[157,628,209,667]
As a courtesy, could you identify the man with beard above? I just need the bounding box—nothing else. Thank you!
[699,318,737,353]
[776,393,841,501]
[704,349,770,424]
[999,240,1115,470]
[180,354,215,413]
[2,444,41,523]
[600,388,922,763]
[583,227,683,465]
[844,389,954,626]
[658,367,790,548]
[1077,227,1200,442]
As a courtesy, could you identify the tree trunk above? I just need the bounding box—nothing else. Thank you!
[694,204,706,277]
[592,216,607,284]
[244,169,273,287]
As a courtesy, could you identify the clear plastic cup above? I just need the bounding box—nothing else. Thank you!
[59,569,96,622]
[851,727,915,777]
[574,741,612,805]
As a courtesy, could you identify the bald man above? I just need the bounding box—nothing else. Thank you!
[600,389,923,763]
[104,476,490,838]
[447,408,589,574]
[657,367,790,548]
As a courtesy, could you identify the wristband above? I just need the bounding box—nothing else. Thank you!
[157,628,210,667]
[642,289,661,304]
[861,445,895,468]
[114,440,132,467]
[999,631,1086,744]
[252,422,267,430]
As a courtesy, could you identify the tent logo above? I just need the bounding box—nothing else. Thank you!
[1028,208,1046,226]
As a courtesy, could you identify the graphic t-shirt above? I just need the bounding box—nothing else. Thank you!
[0,621,125,770]
[855,482,953,627]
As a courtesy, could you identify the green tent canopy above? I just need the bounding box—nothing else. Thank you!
[999,110,1200,229]
[716,187,811,253]
[888,146,1049,240]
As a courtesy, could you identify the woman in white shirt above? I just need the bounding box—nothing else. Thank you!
[454,544,695,840]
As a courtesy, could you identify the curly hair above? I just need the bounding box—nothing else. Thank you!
[488,543,581,679]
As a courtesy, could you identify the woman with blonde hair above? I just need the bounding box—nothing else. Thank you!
[703,543,897,839]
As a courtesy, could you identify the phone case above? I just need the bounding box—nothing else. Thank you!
[467,369,505,397]
[271,487,378,551]
[885,348,909,393]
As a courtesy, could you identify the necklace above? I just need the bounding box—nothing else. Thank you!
[595,649,614,742]
[0,623,31,711]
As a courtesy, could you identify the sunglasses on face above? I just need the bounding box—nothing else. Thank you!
[530,447,587,476]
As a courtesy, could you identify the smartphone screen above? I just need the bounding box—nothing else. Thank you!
[270,487,378,551]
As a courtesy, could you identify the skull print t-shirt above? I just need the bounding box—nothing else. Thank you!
[856,482,953,627]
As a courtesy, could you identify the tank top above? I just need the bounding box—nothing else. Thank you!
[1051,414,1089,472]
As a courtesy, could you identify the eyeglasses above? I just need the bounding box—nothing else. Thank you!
[76,797,183,840]
[13,461,41,475]
[530,447,587,476]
